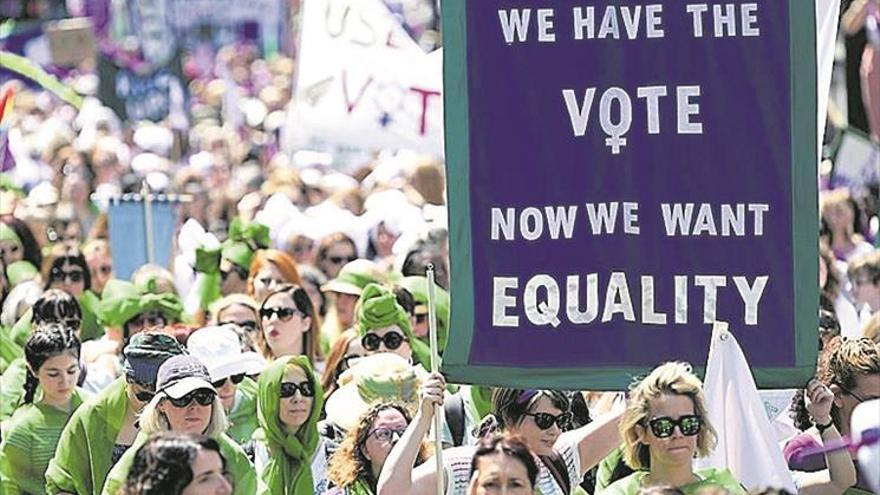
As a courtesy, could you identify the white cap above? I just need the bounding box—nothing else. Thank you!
[186,326,267,381]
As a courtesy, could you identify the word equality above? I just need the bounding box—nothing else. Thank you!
[492,272,769,328]
[497,4,761,43]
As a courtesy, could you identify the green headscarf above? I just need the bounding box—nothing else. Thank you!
[256,355,324,495]
[5,260,38,287]
[222,218,270,269]
[356,283,431,369]
[97,279,183,328]
[0,222,22,249]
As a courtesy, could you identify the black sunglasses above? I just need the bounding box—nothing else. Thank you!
[127,378,156,402]
[167,389,216,408]
[51,267,85,283]
[128,311,167,329]
[328,255,357,265]
[361,331,406,351]
[279,380,315,398]
[525,411,572,430]
[260,307,302,322]
[219,320,258,332]
[220,264,249,281]
[647,415,702,438]
[212,373,246,388]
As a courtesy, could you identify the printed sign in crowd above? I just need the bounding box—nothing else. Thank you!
[442,1,826,389]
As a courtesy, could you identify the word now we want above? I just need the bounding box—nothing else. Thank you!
[490,203,770,240]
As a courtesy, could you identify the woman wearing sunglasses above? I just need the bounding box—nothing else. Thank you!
[327,402,431,495]
[253,355,329,494]
[101,355,256,495]
[46,332,187,495]
[187,325,267,447]
[600,362,745,494]
[356,284,430,370]
[257,284,321,364]
[321,328,365,399]
[378,373,622,495]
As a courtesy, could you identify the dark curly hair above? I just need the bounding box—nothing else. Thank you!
[122,432,225,495]
[32,288,82,329]
[23,322,81,404]
[470,434,539,490]
[1,217,42,268]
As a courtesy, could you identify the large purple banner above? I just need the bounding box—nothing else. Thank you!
[442,1,819,389]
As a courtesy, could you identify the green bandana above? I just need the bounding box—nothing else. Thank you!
[356,284,431,369]
[222,218,270,269]
[97,279,183,328]
[5,260,38,286]
[471,386,494,420]
[0,222,22,248]
[256,356,324,495]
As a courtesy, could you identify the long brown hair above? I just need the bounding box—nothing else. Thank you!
[256,283,322,364]
[247,249,303,299]
[321,328,359,398]
[327,402,431,490]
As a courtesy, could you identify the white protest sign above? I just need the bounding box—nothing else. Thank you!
[284,0,443,155]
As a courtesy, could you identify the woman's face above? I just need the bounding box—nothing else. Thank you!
[824,201,854,232]
[289,235,316,265]
[261,293,311,358]
[86,250,113,295]
[362,408,408,475]
[638,393,700,469]
[278,366,314,431]
[252,263,286,301]
[0,239,23,264]
[374,223,399,258]
[320,241,356,279]
[468,453,533,495]
[35,352,80,406]
[507,395,563,457]
[50,261,86,297]
[181,449,232,495]
[158,392,214,434]
[335,292,358,328]
[217,304,258,333]
[363,325,412,361]
[219,258,248,295]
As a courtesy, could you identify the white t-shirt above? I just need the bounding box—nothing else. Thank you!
[254,437,330,493]
[442,432,582,495]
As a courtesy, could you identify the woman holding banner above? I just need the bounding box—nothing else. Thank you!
[377,372,622,495]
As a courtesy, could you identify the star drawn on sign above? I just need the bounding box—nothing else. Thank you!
[379,112,393,128]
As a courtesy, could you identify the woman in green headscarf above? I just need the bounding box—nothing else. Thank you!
[97,279,184,344]
[253,355,328,494]
[356,284,430,370]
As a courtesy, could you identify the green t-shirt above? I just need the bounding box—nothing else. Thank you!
[227,378,259,445]
[0,390,88,495]
[599,468,747,495]
[0,359,28,424]
[101,431,256,495]
[45,377,131,495]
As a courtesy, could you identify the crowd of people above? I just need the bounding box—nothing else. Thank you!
[1,0,880,494]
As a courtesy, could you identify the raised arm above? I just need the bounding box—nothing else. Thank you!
[797,380,857,495]
[568,405,624,475]
[377,372,447,495]
[841,0,873,35]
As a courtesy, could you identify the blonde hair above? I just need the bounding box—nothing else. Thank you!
[620,362,716,470]
[139,393,229,438]
[863,314,880,344]
[209,293,259,323]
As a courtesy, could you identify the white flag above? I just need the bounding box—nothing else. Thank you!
[695,322,797,492]
[284,0,443,155]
